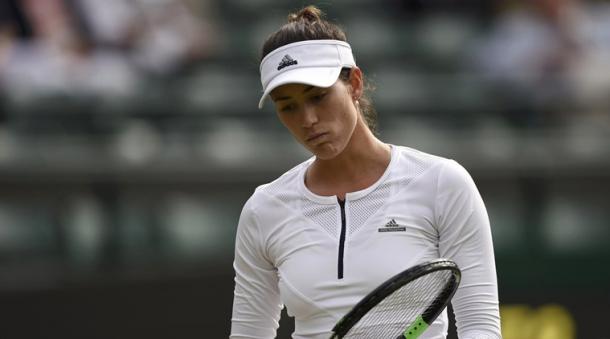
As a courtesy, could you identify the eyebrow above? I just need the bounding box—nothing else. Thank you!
[272,86,316,102]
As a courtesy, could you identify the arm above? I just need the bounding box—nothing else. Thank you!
[435,160,502,339]
[230,197,283,339]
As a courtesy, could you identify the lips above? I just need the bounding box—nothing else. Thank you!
[306,132,327,143]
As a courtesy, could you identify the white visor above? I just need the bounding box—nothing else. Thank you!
[258,39,356,109]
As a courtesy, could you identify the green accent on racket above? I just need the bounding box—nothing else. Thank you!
[402,315,429,338]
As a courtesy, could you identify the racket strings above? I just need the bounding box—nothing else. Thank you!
[343,270,453,338]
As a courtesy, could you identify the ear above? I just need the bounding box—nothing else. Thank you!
[348,67,364,100]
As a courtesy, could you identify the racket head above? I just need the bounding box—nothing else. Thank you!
[330,258,461,339]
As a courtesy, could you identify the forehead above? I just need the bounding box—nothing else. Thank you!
[270,80,341,100]
[270,83,316,99]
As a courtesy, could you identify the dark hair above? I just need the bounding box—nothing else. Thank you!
[261,5,378,135]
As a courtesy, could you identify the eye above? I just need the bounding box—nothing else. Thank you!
[310,92,327,103]
[279,103,296,113]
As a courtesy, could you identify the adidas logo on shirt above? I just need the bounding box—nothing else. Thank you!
[277,54,298,70]
[378,219,406,232]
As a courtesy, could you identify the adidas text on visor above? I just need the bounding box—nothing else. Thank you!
[258,40,356,109]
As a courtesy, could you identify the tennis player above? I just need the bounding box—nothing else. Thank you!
[231,6,501,339]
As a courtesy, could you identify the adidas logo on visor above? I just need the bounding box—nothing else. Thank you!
[277,54,298,70]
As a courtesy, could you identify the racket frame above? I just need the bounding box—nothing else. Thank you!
[330,258,461,339]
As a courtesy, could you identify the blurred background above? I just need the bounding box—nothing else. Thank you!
[0,0,609,338]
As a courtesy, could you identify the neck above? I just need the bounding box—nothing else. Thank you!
[306,120,391,199]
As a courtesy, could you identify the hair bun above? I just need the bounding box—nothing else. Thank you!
[288,5,323,24]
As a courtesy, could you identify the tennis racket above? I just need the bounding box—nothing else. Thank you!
[329,258,461,339]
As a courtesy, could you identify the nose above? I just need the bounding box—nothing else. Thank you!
[301,104,318,127]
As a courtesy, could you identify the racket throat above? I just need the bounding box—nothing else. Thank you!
[337,198,347,280]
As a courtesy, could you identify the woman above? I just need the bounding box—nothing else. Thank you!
[231,6,501,339]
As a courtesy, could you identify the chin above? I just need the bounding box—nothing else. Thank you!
[311,143,342,160]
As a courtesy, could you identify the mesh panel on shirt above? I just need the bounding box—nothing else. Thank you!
[302,201,339,239]
[347,150,438,237]
[259,177,301,211]
[259,149,440,240]
[348,182,391,236]
[397,150,437,193]
[260,171,339,238]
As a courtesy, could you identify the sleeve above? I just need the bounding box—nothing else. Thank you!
[434,160,502,339]
[230,197,283,339]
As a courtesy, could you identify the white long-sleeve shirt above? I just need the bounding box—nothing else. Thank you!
[231,145,501,339]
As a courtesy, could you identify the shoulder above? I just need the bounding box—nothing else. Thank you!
[390,145,475,190]
[437,158,476,191]
[393,145,449,167]
[237,159,311,245]
[391,145,456,179]
[245,157,312,212]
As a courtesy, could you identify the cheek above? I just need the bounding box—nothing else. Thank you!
[277,113,304,139]
[326,94,354,123]
[339,99,358,129]
[277,112,294,128]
